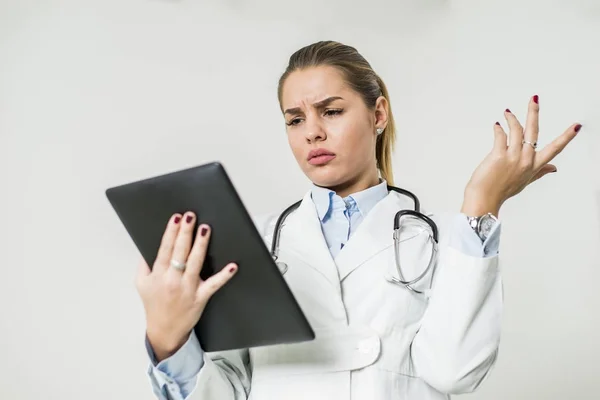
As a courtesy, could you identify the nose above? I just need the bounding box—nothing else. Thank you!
[304,117,327,143]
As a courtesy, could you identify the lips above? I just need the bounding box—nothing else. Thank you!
[307,148,335,161]
[307,148,336,166]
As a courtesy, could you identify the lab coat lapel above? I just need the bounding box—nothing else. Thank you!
[282,191,341,292]
[335,191,413,281]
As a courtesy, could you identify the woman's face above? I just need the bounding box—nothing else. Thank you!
[280,66,388,192]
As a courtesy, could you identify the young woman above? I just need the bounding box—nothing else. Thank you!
[136,41,581,400]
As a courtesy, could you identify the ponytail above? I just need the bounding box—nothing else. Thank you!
[375,76,396,185]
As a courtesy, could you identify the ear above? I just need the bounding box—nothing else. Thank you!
[374,96,389,131]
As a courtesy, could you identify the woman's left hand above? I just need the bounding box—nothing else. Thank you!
[461,95,582,216]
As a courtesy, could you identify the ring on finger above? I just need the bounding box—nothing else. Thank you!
[522,139,538,150]
[170,258,187,271]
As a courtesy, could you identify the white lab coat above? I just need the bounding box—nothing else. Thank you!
[186,190,503,400]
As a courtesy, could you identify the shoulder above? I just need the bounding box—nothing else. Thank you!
[424,209,455,229]
[388,190,454,227]
[417,207,460,243]
[250,193,309,241]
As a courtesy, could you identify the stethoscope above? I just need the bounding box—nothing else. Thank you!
[270,185,439,294]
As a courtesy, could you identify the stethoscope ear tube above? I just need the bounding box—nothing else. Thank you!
[271,199,302,270]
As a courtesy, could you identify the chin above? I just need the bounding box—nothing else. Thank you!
[306,167,347,188]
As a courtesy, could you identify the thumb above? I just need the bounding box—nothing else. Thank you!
[529,164,557,185]
[136,258,151,280]
[197,263,238,302]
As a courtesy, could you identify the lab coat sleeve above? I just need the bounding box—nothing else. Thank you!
[183,348,252,400]
[145,330,206,399]
[410,212,503,394]
[448,213,501,258]
[145,329,251,400]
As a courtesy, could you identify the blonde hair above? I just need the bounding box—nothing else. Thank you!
[277,40,397,185]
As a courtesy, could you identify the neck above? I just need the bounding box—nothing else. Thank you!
[319,170,381,198]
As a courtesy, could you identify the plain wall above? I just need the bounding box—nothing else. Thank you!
[1,0,599,399]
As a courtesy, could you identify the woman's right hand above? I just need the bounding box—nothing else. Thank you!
[136,211,238,362]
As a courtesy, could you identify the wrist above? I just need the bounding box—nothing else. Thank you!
[461,191,502,217]
[461,203,500,217]
[147,329,189,363]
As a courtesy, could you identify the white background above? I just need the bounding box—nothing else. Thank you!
[1,0,599,399]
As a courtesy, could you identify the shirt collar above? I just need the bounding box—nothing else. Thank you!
[311,179,389,222]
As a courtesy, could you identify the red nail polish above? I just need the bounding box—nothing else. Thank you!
[533,95,539,104]
[174,216,181,224]
[495,121,500,126]
[229,266,236,273]
[186,215,193,223]
[200,227,208,236]
[505,108,511,113]
[575,124,582,133]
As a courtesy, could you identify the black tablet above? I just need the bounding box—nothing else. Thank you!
[105,162,314,352]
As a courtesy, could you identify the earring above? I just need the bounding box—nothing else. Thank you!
[376,128,384,135]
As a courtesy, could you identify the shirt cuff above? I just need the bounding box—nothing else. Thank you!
[447,213,501,258]
[145,330,205,399]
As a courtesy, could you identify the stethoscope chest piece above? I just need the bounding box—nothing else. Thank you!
[276,260,288,275]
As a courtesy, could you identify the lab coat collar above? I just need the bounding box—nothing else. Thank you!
[335,190,413,281]
[282,188,414,289]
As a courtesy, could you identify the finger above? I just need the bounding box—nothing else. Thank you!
[185,223,211,282]
[505,108,524,154]
[154,214,183,272]
[523,95,540,158]
[197,263,238,302]
[493,122,508,153]
[534,123,582,169]
[169,212,196,275]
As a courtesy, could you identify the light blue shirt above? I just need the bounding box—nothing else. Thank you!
[145,181,502,399]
